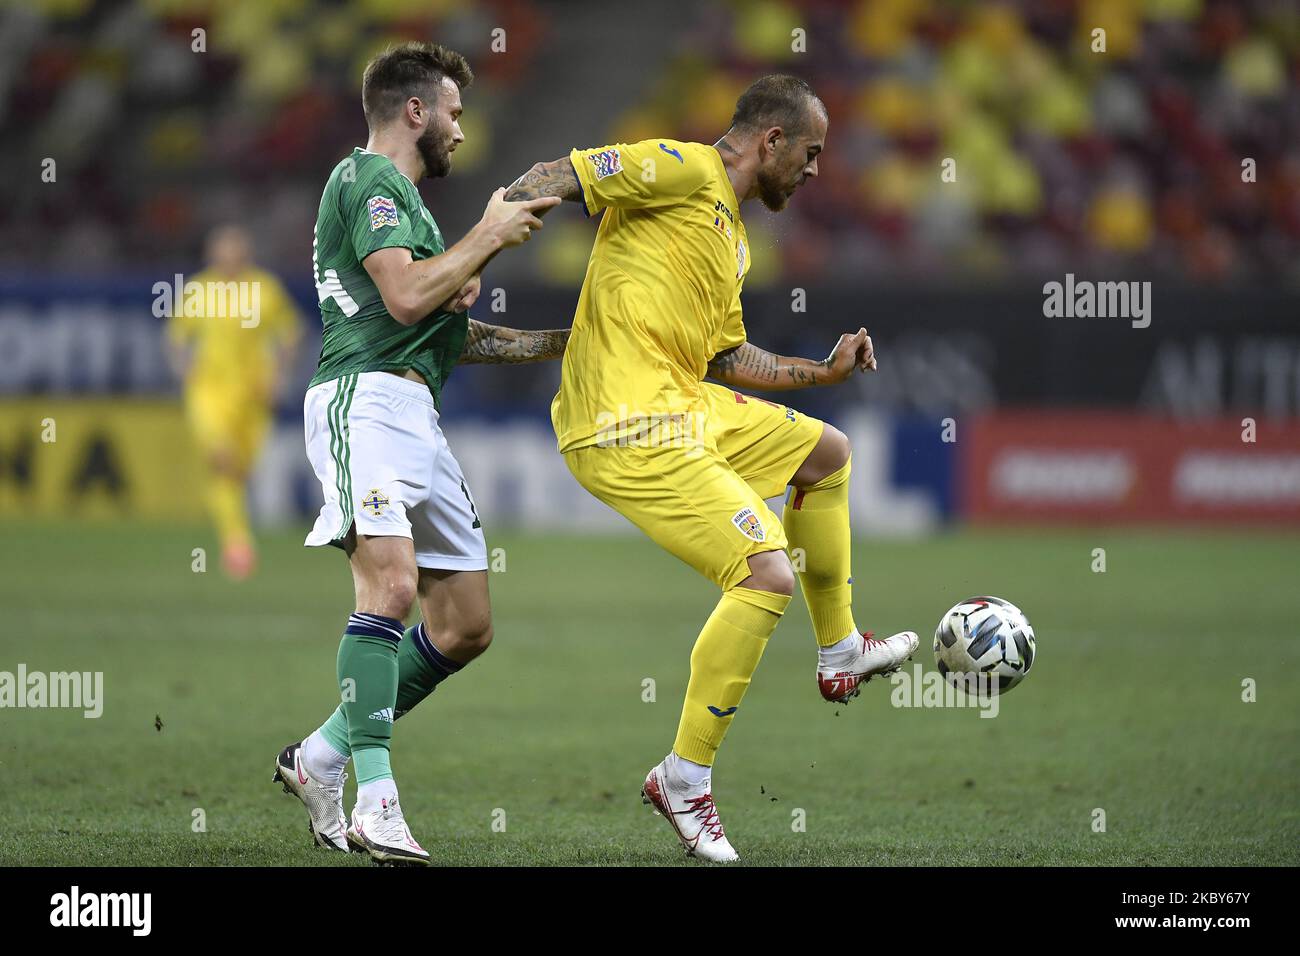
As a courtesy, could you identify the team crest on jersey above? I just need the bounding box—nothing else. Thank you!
[588,148,623,180]
[731,507,765,542]
[367,196,400,231]
[360,488,391,516]
[736,238,747,279]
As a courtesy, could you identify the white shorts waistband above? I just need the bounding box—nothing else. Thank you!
[311,371,436,408]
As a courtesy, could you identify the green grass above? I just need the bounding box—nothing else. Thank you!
[1,522,1297,866]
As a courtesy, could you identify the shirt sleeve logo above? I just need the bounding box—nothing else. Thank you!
[368,195,400,231]
[588,148,623,180]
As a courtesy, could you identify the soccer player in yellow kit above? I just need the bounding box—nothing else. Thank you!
[505,75,919,861]
[167,225,302,579]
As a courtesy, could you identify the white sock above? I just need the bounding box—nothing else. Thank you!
[356,778,399,815]
[667,752,711,789]
[301,730,347,783]
[818,631,861,668]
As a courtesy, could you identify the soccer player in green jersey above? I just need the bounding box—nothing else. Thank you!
[271,42,564,865]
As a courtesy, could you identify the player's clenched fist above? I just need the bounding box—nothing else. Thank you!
[480,187,561,247]
[822,327,876,383]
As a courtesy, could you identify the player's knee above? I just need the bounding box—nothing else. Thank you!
[793,424,851,488]
[821,424,851,472]
[429,619,493,661]
[365,572,418,620]
[208,448,240,477]
[460,619,493,657]
[741,550,795,596]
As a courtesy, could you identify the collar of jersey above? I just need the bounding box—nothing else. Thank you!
[708,144,742,217]
[354,146,417,187]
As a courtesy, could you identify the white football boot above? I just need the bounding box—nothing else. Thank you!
[346,795,430,866]
[272,741,349,852]
[641,757,739,863]
[817,630,920,704]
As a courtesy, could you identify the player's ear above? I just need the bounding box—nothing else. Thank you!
[763,126,783,158]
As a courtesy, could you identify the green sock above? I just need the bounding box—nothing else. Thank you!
[319,707,350,756]
[336,613,402,785]
[395,621,464,718]
[318,622,465,760]
[352,746,392,787]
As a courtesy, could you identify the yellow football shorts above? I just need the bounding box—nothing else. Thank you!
[564,382,824,590]
[183,380,271,473]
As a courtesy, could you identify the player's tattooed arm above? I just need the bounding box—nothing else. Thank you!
[503,159,582,205]
[706,330,876,390]
[459,319,571,364]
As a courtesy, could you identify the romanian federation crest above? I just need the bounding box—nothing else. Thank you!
[731,507,765,542]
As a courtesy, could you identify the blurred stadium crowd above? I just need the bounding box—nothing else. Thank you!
[2,0,1298,286]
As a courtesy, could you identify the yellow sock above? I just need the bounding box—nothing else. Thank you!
[208,474,251,548]
[784,457,857,647]
[672,586,790,766]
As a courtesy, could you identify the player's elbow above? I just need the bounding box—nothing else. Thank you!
[383,293,425,326]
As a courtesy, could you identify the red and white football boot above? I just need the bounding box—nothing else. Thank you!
[641,758,739,863]
[817,630,919,703]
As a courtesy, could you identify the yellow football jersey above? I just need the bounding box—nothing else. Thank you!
[167,266,301,390]
[553,138,751,451]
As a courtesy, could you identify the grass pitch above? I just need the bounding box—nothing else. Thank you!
[1,522,1297,866]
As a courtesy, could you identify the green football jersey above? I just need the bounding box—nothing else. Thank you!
[309,147,467,405]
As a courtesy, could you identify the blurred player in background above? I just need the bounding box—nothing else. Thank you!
[506,75,918,862]
[167,224,302,580]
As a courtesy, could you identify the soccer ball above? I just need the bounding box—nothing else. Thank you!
[933,596,1036,696]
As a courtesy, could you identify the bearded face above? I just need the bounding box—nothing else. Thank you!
[757,158,797,212]
[756,108,827,212]
[413,77,464,180]
[416,117,453,179]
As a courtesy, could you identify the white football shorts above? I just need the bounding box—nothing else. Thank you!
[303,371,487,571]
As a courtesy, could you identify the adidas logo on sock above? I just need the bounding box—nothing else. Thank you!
[367,708,394,722]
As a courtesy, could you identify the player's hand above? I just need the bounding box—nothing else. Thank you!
[442,273,481,313]
[481,187,560,247]
[824,328,876,383]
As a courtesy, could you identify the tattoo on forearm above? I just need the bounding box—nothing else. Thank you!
[504,159,581,203]
[709,342,777,383]
[460,319,570,364]
[708,342,828,389]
